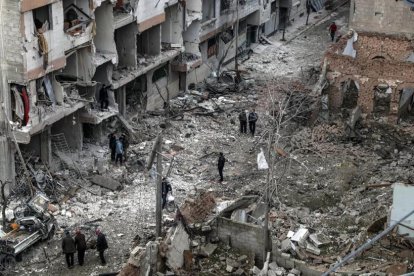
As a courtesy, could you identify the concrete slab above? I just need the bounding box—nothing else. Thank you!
[199,243,217,257]
[90,175,123,191]
[166,222,190,270]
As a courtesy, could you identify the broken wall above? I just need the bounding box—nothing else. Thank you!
[51,110,83,151]
[390,183,414,238]
[146,64,180,110]
[22,1,67,82]
[212,217,268,264]
[94,1,117,58]
[325,33,414,122]
[115,24,138,68]
[135,0,166,33]
[350,0,414,37]
[162,4,184,45]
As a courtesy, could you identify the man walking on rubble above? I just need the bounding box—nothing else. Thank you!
[120,133,129,162]
[328,22,337,42]
[96,228,109,265]
[62,230,76,269]
[218,152,226,182]
[248,109,258,137]
[161,177,173,209]
[238,110,247,134]
[115,138,124,165]
[108,132,116,162]
[74,228,87,266]
[100,84,109,111]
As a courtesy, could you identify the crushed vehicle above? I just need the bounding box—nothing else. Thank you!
[0,193,57,270]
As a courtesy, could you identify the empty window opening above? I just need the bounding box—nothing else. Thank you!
[341,79,359,109]
[152,65,169,83]
[398,88,414,121]
[64,4,92,35]
[33,5,53,31]
[373,84,391,115]
[207,37,218,58]
[202,0,216,22]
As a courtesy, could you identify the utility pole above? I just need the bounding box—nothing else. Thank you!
[281,14,286,41]
[234,0,240,81]
[155,132,163,237]
[306,0,311,25]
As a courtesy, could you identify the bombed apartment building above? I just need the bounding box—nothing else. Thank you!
[0,0,185,185]
[325,0,414,124]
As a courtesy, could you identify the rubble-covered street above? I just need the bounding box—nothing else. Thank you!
[2,0,414,275]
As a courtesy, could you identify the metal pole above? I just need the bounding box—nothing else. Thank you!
[234,0,240,80]
[322,208,414,276]
[281,15,286,41]
[155,133,163,237]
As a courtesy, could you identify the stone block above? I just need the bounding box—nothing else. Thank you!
[199,243,217,257]
[91,175,123,191]
[269,261,279,271]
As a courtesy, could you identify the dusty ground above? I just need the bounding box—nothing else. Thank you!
[10,3,414,275]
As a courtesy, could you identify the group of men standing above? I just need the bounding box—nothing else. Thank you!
[62,228,108,269]
[108,133,129,165]
[238,109,258,136]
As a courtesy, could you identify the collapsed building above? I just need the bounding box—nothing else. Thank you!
[325,0,414,124]
[0,0,326,187]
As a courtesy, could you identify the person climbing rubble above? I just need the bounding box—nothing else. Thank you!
[108,132,116,161]
[99,84,109,111]
[74,228,87,266]
[62,230,76,269]
[218,152,226,182]
[328,22,337,42]
[248,109,258,137]
[96,228,108,265]
[238,110,247,134]
[120,133,129,162]
[115,138,124,165]
[161,177,173,209]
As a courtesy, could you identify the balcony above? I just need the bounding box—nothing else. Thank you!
[63,3,94,52]
[171,53,203,72]
[112,48,183,89]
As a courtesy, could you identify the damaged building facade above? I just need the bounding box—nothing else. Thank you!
[0,0,318,185]
[325,0,414,123]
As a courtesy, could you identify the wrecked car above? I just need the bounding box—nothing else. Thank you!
[0,193,57,270]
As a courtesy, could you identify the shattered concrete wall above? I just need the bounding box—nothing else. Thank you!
[350,0,414,37]
[213,217,268,264]
[325,33,414,123]
[162,4,184,45]
[135,0,167,33]
[115,24,138,68]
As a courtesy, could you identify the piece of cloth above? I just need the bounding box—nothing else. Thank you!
[77,249,85,266]
[62,235,76,254]
[11,87,24,121]
[97,233,108,252]
[65,253,74,268]
[36,32,48,69]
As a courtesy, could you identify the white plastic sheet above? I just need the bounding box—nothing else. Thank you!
[257,148,269,170]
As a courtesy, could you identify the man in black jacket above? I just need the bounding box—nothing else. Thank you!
[161,178,173,209]
[248,109,258,137]
[108,133,116,161]
[74,228,87,266]
[238,110,247,134]
[100,84,109,110]
[96,228,108,265]
[218,152,226,182]
[62,230,76,268]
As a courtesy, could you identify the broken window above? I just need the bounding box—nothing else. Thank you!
[202,0,216,22]
[152,64,169,83]
[207,37,218,58]
[238,19,247,35]
[220,0,231,14]
[271,1,277,13]
[220,28,234,44]
[64,4,92,36]
[373,84,391,115]
[33,5,52,31]
[341,79,359,109]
